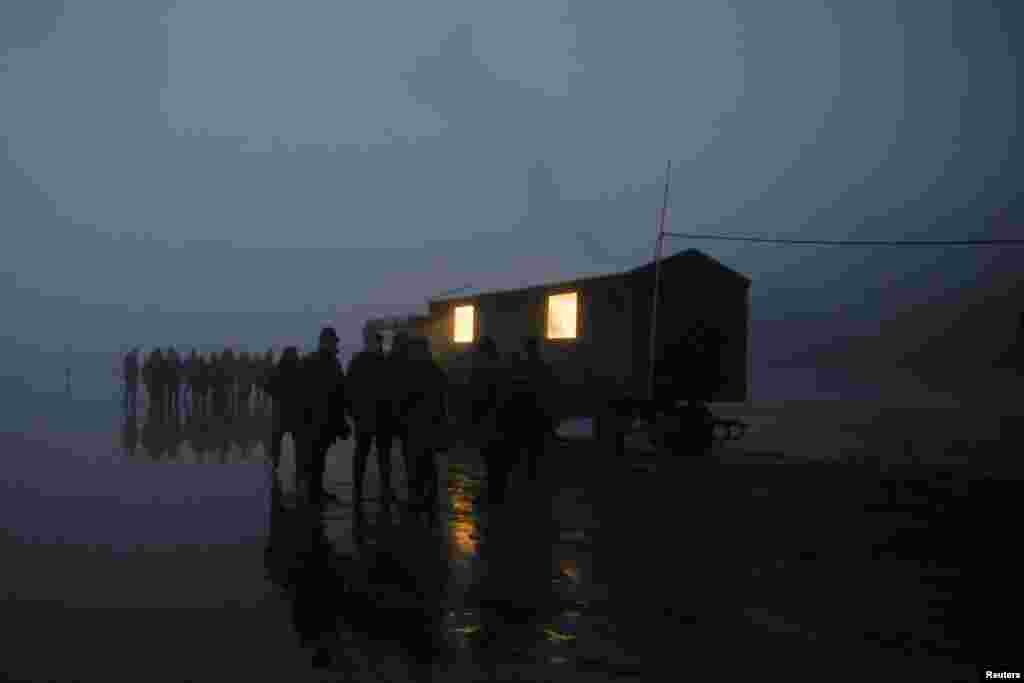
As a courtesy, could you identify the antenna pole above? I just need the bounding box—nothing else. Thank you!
[646,160,672,401]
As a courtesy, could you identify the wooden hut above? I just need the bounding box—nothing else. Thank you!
[423,248,750,419]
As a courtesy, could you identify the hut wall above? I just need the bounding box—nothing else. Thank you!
[629,258,748,402]
[424,251,749,412]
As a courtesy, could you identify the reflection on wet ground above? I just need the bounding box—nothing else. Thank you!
[113,403,637,680]
[3,397,972,681]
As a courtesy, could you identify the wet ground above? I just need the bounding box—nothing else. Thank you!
[1,396,984,681]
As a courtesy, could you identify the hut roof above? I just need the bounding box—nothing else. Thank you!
[428,248,749,305]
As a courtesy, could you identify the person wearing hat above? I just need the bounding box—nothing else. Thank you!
[299,326,352,506]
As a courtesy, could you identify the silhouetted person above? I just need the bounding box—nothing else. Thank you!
[300,327,351,506]
[265,346,306,484]
[236,350,251,418]
[656,320,728,453]
[142,348,161,418]
[513,336,556,481]
[222,348,238,418]
[123,348,140,415]
[185,349,201,420]
[236,350,252,418]
[682,319,726,404]
[191,353,204,419]
[155,348,173,422]
[387,331,415,491]
[396,337,449,521]
[213,350,231,420]
[347,332,397,506]
[155,348,168,421]
[200,352,215,419]
[247,350,261,415]
[470,336,510,504]
[259,348,275,413]
[167,347,182,423]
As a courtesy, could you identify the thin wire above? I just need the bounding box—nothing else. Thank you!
[663,232,1024,246]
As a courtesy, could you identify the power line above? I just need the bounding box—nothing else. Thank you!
[663,232,1024,246]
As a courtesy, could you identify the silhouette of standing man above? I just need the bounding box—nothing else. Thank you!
[347,332,397,506]
[185,349,200,420]
[146,348,165,422]
[300,327,351,506]
[387,331,416,494]
[396,337,449,521]
[123,348,140,415]
[167,347,182,423]
[514,337,555,482]
[265,346,306,486]
[470,336,510,504]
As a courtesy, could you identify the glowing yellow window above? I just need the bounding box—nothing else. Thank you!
[453,305,475,343]
[546,292,578,340]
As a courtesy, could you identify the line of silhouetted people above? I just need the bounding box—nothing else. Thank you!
[122,346,275,423]
[121,326,559,511]
[262,327,557,513]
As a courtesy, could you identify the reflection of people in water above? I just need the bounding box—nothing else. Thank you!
[263,480,341,669]
[121,412,138,458]
[165,422,185,461]
[347,508,453,681]
[466,490,560,677]
[140,415,163,461]
[264,347,306,485]
[263,449,453,679]
[289,506,340,669]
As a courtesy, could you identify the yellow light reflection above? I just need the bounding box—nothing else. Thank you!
[543,628,577,642]
[452,519,478,557]
[454,305,475,343]
[546,292,578,340]
[447,469,479,557]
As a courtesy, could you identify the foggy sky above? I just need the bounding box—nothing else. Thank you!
[2,1,1020,400]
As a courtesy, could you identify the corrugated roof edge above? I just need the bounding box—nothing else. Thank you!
[428,269,624,304]
[429,249,750,304]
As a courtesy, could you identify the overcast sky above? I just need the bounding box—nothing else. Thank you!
[2,1,1020,399]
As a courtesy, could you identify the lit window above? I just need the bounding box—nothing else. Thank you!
[453,305,475,343]
[546,292,578,340]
